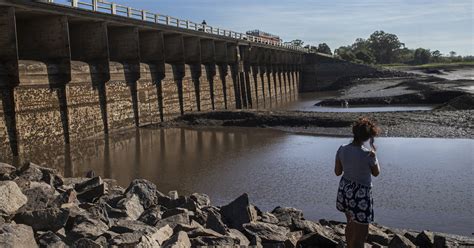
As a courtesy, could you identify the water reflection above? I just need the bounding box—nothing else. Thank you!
[0,127,472,235]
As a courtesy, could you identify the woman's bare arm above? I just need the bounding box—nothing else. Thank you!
[335,158,343,176]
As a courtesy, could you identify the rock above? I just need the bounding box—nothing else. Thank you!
[162,231,191,248]
[403,231,418,245]
[205,208,228,235]
[151,225,174,245]
[368,225,391,246]
[125,179,164,209]
[109,232,147,246]
[0,181,28,216]
[138,206,162,226]
[187,227,223,238]
[74,177,105,202]
[173,221,205,233]
[37,231,67,248]
[286,230,304,247]
[156,212,190,229]
[162,207,191,219]
[293,219,327,234]
[73,238,102,248]
[18,181,57,211]
[0,223,38,248]
[169,190,179,200]
[220,193,258,230]
[53,188,78,207]
[243,222,290,244]
[228,228,250,246]
[389,234,416,248]
[0,163,16,180]
[415,230,435,247]
[190,193,211,207]
[14,207,69,232]
[68,216,109,240]
[271,206,304,227]
[296,232,338,248]
[261,212,279,224]
[137,235,160,247]
[249,234,263,247]
[116,194,144,220]
[17,163,62,188]
[110,219,158,235]
[191,236,237,246]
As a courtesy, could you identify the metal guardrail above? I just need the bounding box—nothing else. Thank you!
[42,0,308,52]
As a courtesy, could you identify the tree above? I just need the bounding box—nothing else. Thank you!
[413,48,431,64]
[317,43,332,55]
[449,51,457,57]
[367,31,404,64]
[334,46,356,62]
[395,48,415,64]
[290,39,304,47]
[431,50,442,62]
[355,50,376,64]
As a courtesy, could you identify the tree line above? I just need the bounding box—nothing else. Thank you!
[291,31,473,65]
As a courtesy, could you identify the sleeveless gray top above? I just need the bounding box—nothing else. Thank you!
[336,144,379,187]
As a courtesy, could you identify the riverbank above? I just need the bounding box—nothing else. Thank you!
[1,162,473,247]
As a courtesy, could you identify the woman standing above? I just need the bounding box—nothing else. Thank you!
[334,117,381,248]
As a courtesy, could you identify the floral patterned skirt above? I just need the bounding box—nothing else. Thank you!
[336,177,374,224]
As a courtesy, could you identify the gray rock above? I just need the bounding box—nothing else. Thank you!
[173,221,205,233]
[20,182,58,211]
[138,206,162,226]
[261,212,279,224]
[0,181,28,216]
[293,219,327,234]
[162,207,191,219]
[296,232,338,248]
[151,225,174,245]
[415,230,435,247]
[109,232,146,246]
[243,222,290,243]
[125,179,164,209]
[228,228,250,246]
[162,231,192,248]
[191,236,237,246]
[404,231,418,245]
[14,207,69,232]
[110,219,158,235]
[116,194,144,220]
[74,177,105,202]
[0,163,16,180]
[271,206,304,227]
[53,188,78,207]
[37,231,67,248]
[368,225,391,246]
[69,216,109,240]
[220,193,258,230]
[0,223,38,248]
[190,193,211,207]
[205,208,228,235]
[73,238,102,248]
[17,163,62,188]
[286,230,304,248]
[389,234,416,248]
[187,227,223,238]
[156,212,190,229]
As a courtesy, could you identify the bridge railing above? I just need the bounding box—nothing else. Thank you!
[42,0,308,52]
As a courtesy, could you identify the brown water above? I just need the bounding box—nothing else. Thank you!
[8,127,473,235]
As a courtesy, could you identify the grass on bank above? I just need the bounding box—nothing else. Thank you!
[380,61,474,70]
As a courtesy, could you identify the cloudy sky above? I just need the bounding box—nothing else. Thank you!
[86,0,473,55]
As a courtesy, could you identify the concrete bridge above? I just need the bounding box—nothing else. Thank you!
[0,0,307,158]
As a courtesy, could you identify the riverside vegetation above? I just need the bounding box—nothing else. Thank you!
[1,162,474,247]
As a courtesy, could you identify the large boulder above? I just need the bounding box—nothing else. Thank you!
[220,193,258,230]
[138,206,162,226]
[0,163,16,180]
[17,163,62,188]
[296,232,338,248]
[124,179,164,209]
[243,222,290,244]
[162,231,192,248]
[190,193,211,208]
[191,236,237,247]
[415,230,435,247]
[19,182,58,211]
[37,231,67,248]
[68,215,109,240]
[14,207,69,232]
[110,219,158,235]
[156,212,191,229]
[368,225,391,245]
[389,234,416,248]
[205,208,228,235]
[0,223,38,248]
[271,206,304,227]
[293,219,327,234]
[74,177,105,202]
[0,181,28,216]
[228,228,250,246]
[116,194,144,220]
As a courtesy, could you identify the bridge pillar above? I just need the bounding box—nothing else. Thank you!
[238,46,251,109]
[227,44,241,109]
[0,7,19,157]
[215,41,228,109]
[16,14,72,150]
[164,34,185,115]
[69,21,110,134]
[139,30,166,122]
[249,46,260,108]
[201,39,217,110]
[184,36,202,112]
[107,26,141,127]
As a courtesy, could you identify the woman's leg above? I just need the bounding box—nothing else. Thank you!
[352,222,369,248]
[345,212,354,248]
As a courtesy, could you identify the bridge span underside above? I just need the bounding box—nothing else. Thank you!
[0,1,304,158]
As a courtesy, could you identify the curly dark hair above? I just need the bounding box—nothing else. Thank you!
[352,117,381,142]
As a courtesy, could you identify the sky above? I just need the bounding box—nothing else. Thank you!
[107,0,473,55]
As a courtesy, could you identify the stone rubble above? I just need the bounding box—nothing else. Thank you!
[0,162,472,247]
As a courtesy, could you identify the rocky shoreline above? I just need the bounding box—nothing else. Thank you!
[1,162,473,248]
